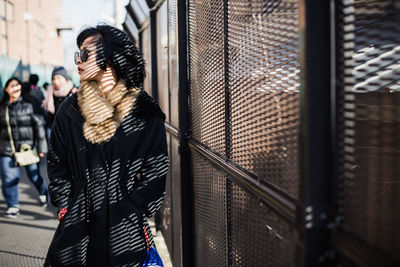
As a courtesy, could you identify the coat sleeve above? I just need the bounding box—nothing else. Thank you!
[129,117,169,218]
[47,112,72,209]
[30,108,48,154]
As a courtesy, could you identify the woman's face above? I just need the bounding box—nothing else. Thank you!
[76,36,103,82]
[5,80,21,101]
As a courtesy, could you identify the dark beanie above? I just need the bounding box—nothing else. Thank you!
[52,66,70,81]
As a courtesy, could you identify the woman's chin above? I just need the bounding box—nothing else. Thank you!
[80,74,96,82]
[80,74,89,81]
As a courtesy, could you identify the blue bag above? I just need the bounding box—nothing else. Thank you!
[141,227,164,267]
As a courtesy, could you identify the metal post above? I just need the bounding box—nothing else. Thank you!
[177,0,194,266]
[298,0,333,266]
[150,9,158,101]
[223,0,232,265]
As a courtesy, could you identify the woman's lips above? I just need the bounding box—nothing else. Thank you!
[78,67,83,74]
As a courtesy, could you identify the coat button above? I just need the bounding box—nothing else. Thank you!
[100,181,106,188]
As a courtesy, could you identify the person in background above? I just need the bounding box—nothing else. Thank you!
[21,81,47,119]
[44,24,168,266]
[42,66,78,128]
[28,74,45,106]
[0,77,48,218]
[42,82,49,96]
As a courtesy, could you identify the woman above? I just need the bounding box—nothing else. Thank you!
[45,24,169,266]
[0,77,48,218]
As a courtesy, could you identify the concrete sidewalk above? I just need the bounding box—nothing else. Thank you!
[0,160,172,266]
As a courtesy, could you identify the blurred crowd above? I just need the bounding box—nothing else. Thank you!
[0,66,77,218]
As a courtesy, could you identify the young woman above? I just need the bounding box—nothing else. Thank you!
[0,77,48,218]
[45,24,169,266]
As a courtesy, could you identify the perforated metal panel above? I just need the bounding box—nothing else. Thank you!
[169,0,179,128]
[142,26,152,95]
[161,132,173,253]
[157,2,182,266]
[228,0,301,200]
[188,0,302,266]
[231,183,300,267]
[188,0,226,155]
[157,1,170,120]
[336,0,400,264]
[170,136,182,267]
[192,152,228,267]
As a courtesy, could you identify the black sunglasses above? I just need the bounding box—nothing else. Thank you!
[74,48,89,65]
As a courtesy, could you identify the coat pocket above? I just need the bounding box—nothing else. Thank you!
[108,199,148,261]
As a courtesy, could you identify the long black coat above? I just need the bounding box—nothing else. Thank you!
[44,91,169,267]
[0,97,47,157]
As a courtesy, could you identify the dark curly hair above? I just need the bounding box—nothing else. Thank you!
[77,24,145,89]
[1,77,22,104]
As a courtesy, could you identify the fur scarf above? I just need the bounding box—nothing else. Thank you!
[77,79,140,144]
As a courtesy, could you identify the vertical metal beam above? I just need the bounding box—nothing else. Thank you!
[223,0,232,266]
[177,0,194,266]
[298,0,333,266]
[150,9,159,101]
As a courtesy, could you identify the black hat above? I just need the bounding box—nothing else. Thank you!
[51,66,70,81]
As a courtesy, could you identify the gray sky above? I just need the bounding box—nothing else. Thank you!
[60,0,129,82]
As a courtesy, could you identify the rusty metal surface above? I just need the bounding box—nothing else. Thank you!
[227,0,301,200]
[192,152,228,267]
[231,183,300,267]
[335,0,400,265]
[189,0,226,155]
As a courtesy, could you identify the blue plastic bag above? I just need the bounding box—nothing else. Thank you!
[141,227,164,267]
[141,246,164,267]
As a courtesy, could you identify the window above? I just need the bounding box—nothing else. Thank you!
[6,1,12,22]
[0,1,4,19]
[0,18,5,33]
[34,21,44,40]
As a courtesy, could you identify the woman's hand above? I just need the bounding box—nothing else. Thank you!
[57,208,67,221]
[39,153,45,158]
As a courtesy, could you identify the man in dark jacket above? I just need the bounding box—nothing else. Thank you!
[45,24,169,266]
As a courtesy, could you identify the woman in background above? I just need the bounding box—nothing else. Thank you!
[0,77,48,218]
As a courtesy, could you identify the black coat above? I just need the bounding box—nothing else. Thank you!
[44,91,169,267]
[0,97,47,157]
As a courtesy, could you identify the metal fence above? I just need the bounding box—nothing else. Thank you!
[124,0,400,266]
[333,1,400,266]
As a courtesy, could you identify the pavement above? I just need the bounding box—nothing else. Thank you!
[0,159,172,266]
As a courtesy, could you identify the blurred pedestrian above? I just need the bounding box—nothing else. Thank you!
[42,66,77,128]
[29,74,45,105]
[0,77,48,218]
[21,81,47,119]
[42,82,49,97]
[45,24,169,266]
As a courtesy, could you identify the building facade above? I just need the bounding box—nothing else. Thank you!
[0,0,64,84]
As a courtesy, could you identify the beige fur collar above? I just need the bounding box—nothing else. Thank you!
[77,79,140,144]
